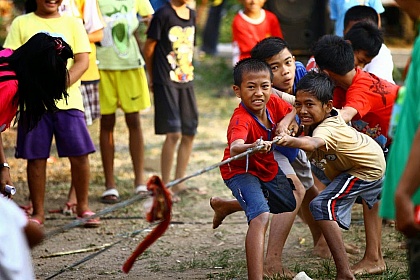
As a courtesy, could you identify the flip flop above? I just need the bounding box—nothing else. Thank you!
[100,188,120,204]
[28,218,43,227]
[135,185,149,195]
[77,211,101,228]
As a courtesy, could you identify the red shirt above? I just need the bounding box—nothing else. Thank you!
[333,68,399,148]
[220,94,292,182]
[232,9,283,61]
[0,49,18,132]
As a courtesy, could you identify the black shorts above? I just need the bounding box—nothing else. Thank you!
[153,83,198,135]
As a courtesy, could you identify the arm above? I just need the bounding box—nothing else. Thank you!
[88,29,103,43]
[337,106,358,123]
[276,107,297,135]
[395,127,420,237]
[272,88,295,105]
[143,38,157,86]
[68,52,89,86]
[276,134,325,153]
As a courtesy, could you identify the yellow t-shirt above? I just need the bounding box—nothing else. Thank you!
[310,109,385,181]
[3,13,91,111]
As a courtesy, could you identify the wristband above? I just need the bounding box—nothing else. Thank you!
[1,163,10,169]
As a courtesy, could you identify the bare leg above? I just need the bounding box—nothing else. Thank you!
[27,159,47,224]
[264,175,304,279]
[317,220,355,280]
[125,112,145,187]
[210,197,243,229]
[246,212,270,280]
[68,155,92,216]
[172,134,195,193]
[351,202,386,275]
[100,114,116,191]
[161,132,181,185]
[300,185,331,258]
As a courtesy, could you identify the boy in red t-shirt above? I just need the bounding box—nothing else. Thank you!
[312,34,399,275]
[220,57,296,279]
[231,0,283,65]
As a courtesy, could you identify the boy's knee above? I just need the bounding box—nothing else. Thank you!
[309,198,323,217]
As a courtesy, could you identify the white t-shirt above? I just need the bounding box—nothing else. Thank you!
[0,196,35,280]
[364,44,395,84]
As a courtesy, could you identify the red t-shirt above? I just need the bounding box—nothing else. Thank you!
[333,68,399,148]
[0,49,18,132]
[220,94,292,182]
[232,9,283,61]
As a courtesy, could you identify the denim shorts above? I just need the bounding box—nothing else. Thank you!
[15,110,96,159]
[224,168,296,223]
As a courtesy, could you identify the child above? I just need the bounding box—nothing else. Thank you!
[0,33,73,196]
[97,0,153,204]
[222,57,296,279]
[0,195,44,279]
[143,0,198,199]
[231,0,283,65]
[329,0,384,37]
[312,34,399,275]
[210,36,329,277]
[276,71,385,280]
[379,0,420,278]
[59,0,104,215]
[343,5,395,83]
[3,0,100,227]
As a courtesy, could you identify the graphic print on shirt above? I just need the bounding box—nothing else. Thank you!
[101,4,137,58]
[167,25,195,83]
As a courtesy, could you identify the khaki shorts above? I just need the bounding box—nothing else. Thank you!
[99,68,151,114]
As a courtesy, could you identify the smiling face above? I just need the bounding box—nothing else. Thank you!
[265,48,296,94]
[35,0,62,18]
[294,90,332,127]
[233,70,272,116]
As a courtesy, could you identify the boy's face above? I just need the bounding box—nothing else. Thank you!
[294,90,332,127]
[265,48,296,94]
[240,0,266,14]
[233,70,272,115]
[353,49,373,69]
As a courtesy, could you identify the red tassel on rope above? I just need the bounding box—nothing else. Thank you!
[122,175,172,273]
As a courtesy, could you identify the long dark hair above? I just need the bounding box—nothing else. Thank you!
[0,32,73,130]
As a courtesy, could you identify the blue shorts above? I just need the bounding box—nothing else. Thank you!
[310,172,383,230]
[153,83,198,135]
[224,168,296,223]
[15,110,96,159]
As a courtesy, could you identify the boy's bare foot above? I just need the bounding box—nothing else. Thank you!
[351,259,386,275]
[210,197,228,229]
[264,261,295,279]
[312,244,331,259]
[344,243,360,254]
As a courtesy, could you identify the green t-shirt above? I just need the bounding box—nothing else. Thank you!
[380,23,420,219]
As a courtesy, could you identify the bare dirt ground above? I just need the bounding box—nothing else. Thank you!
[5,91,409,280]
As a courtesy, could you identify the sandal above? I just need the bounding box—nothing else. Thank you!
[100,188,120,204]
[28,217,43,227]
[135,185,149,195]
[77,211,101,228]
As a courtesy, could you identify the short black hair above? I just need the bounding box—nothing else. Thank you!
[296,72,334,104]
[251,37,291,61]
[233,58,273,86]
[344,5,379,29]
[311,35,354,75]
[344,21,383,58]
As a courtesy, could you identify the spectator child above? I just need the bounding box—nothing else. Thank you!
[329,0,384,37]
[3,0,100,227]
[312,34,399,275]
[97,0,153,204]
[143,0,198,199]
[276,71,385,280]
[0,33,73,197]
[221,57,296,279]
[232,0,283,64]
